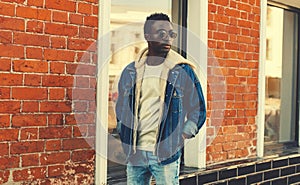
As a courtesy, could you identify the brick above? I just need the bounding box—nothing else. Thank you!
[12,114,47,127]
[73,101,88,112]
[225,42,239,50]
[66,64,96,75]
[65,113,95,125]
[12,87,47,100]
[0,115,10,128]
[238,2,252,12]
[65,162,94,174]
[226,77,240,84]
[223,126,237,134]
[0,44,24,58]
[50,62,65,74]
[75,77,89,88]
[237,35,252,44]
[14,32,50,47]
[22,154,39,167]
[88,125,95,137]
[214,14,230,24]
[76,51,92,63]
[238,20,252,28]
[70,88,95,101]
[237,141,252,149]
[40,152,70,165]
[0,88,10,100]
[71,150,94,162]
[45,0,76,12]
[62,138,91,150]
[209,152,228,163]
[90,78,96,89]
[245,109,257,116]
[24,74,42,86]
[223,142,237,151]
[79,26,94,39]
[48,114,63,125]
[69,13,83,25]
[207,144,223,153]
[53,11,68,23]
[22,101,39,112]
[93,29,98,40]
[45,140,61,151]
[0,143,9,156]
[39,126,72,139]
[50,36,66,49]
[13,167,46,181]
[67,39,94,50]
[42,75,73,87]
[45,23,78,37]
[49,88,65,100]
[20,128,38,140]
[92,5,98,15]
[213,32,228,41]
[26,20,44,33]
[0,16,24,31]
[0,101,20,113]
[11,141,44,154]
[225,8,240,17]
[0,2,15,16]
[78,2,92,15]
[0,31,12,44]
[41,101,69,114]
[27,0,43,7]
[73,125,87,137]
[48,165,64,177]
[16,6,51,21]
[0,156,19,170]
[236,149,249,157]
[26,47,43,59]
[13,60,48,73]
[44,48,76,62]
[83,16,97,27]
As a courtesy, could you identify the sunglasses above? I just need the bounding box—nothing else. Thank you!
[153,29,177,40]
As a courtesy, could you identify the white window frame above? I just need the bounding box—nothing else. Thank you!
[257,0,267,158]
[95,0,208,183]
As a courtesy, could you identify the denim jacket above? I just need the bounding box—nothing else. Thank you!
[116,49,206,165]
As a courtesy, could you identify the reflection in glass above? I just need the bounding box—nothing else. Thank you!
[108,0,172,170]
[264,6,298,144]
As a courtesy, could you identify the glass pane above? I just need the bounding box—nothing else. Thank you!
[264,6,298,144]
[108,0,173,170]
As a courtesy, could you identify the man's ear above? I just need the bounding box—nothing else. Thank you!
[144,34,151,41]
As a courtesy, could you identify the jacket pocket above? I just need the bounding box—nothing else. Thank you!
[171,87,183,113]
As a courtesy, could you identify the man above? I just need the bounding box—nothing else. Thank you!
[115,13,206,185]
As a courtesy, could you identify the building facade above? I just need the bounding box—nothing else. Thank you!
[0,0,300,184]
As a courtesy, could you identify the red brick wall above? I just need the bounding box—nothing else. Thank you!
[0,0,98,183]
[0,0,262,182]
[206,0,260,164]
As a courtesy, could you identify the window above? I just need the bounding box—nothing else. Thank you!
[264,4,299,155]
[107,0,188,179]
[96,1,207,184]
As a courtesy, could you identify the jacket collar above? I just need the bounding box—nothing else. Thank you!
[134,48,196,71]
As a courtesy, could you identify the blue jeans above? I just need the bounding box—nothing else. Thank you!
[126,150,180,185]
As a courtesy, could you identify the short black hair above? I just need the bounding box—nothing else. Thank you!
[144,13,171,34]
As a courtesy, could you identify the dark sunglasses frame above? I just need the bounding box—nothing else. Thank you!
[154,29,177,40]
